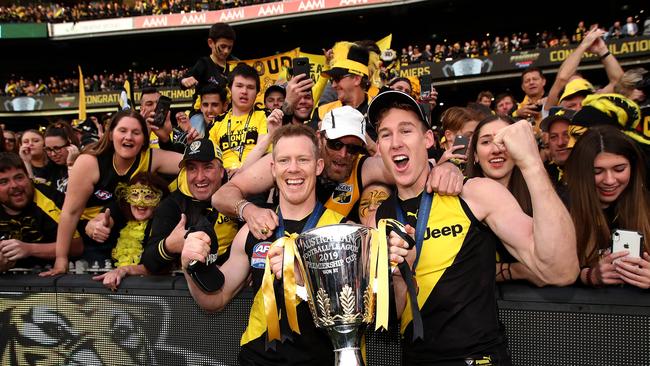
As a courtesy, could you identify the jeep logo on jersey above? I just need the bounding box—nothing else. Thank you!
[423,224,464,240]
[332,183,352,204]
[251,242,271,269]
[94,190,112,200]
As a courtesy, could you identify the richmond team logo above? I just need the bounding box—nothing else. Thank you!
[190,140,201,151]
[251,242,271,269]
[332,183,352,204]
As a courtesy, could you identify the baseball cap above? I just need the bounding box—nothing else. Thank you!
[540,107,576,132]
[367,90,429,129]
[559,78,594,102]
[263,84,286,100]
[320,106,366,144]
[322,45,370,79]
[179,138,223,168]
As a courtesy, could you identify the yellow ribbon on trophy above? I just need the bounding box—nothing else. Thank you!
[262,234,298,342]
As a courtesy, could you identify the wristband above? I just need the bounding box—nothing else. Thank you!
[599,51,611,60]
[238,201,252,222]
[234,199,248,220]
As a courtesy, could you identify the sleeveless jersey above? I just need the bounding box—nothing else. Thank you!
[376,192,504,364]
[318,155,366,222]
[82,149,153,220]
[240,208,345,365]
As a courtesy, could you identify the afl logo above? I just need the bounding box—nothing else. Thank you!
[94,190,112,200]
[251,242,271,269]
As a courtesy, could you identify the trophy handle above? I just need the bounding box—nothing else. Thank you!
[441,64,454,77]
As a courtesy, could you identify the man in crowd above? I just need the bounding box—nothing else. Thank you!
[140,138,238,273]
[281,73,315,125]
[181,124,345,365]
[213,105,463,240]
[209,63,269,175]
[513,67,546,125]
[263,84,285,111]
[369,90,578,365]
[540,108,575,200]
[313,44,377,142]
[0,152,82,271]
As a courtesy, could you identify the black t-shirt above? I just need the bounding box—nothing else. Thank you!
[185,56,230,104]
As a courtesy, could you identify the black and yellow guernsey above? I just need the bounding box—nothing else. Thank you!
[0,182,79,268]
[239,203,345,366]
[82,149,153,221]
[376,191,507,365]
[318,155,366,223]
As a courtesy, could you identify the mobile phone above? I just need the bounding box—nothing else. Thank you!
[152,95,172,127]
[452,135,468,156]
[292,57,310,79]
[611,229,643,263]
[530,103,542,112]
[419,74,432,98]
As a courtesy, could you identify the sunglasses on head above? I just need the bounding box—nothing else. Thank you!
[325,138,365,155]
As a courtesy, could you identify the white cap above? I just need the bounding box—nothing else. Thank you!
[320,105,366,144]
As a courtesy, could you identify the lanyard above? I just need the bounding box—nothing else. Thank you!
[226,109,254,163]
[276,201,325,239]
[396,190,433,270]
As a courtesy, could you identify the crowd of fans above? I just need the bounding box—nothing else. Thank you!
[3,67,189,97]
[0,19,648,364]
[398,18,650,64]
[0,0,277,23]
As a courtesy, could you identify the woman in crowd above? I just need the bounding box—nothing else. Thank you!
[43,121,80,193]
[41,109,183,276]
[566,125,650,288]
[387,77,413,96]
[433,106,479,166]
[19,129,48,179]
[466,115,544,286]
[3,129,17,152]
[90,173,169,290]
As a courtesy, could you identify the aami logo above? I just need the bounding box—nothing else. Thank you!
[257,3,284,16]
[251,242,271,269]
[219,8,245,22]
[298,0,325,11]
[94,190,112,200]
[423,224,463,240]
[181,13,207,25]
[142,16,167,28]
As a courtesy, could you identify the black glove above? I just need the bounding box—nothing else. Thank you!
[185,216,225,293]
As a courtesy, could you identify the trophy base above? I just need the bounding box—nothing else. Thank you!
[334,347,364,366]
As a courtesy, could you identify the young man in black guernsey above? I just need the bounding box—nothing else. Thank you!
[181,124,345,365]
[368,90,579,365]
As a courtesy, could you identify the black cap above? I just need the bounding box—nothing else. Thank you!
[367,90,429,129]
[179,138,222,168]
[263,84,286,100]
[540,107,576,132]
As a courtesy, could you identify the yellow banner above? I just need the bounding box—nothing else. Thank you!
[230,48,300,104]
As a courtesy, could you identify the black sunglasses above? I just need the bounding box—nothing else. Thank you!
[330,74,353,83]
[325,138,365,155]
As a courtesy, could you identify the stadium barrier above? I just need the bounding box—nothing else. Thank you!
[0,274,648,365]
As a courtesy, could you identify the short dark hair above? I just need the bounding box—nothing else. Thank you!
[209,22,236,42]
[522,67,544,80]
[272,124,319,159]
[45,120,80,147]
[228,63,260,93]
[141,87,159,97]
[0,152,27,174]
[199,84,227,102]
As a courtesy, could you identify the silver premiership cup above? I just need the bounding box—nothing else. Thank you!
[296,224,374,366]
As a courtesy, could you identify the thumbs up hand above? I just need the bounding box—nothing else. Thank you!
[85,208,114,243]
